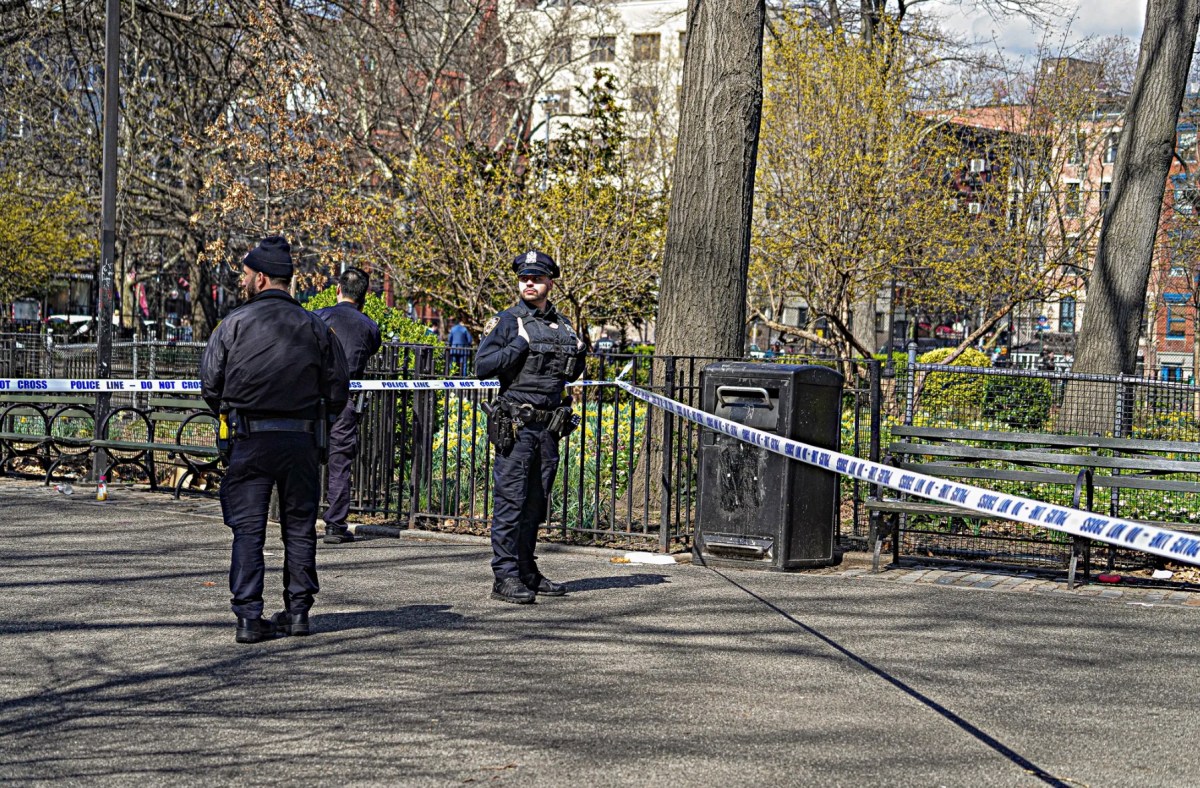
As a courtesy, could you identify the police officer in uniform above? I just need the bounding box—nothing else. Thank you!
[201,236,349,643]
[475,251,587,603]
[314,267,382,544]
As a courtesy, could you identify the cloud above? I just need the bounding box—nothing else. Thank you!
[933,0,1147,57]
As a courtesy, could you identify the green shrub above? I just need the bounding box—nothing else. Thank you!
[982,375,1054,430]
[916,347,991,418]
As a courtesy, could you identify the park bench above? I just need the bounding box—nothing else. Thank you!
[91,395,221,497]
[0,392,95,481]
[867,425,1200,587]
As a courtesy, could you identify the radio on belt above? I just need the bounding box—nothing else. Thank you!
[694,362,844,570]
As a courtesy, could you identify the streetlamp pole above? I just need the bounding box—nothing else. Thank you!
[883,267,897,378]
[93,0,120,482]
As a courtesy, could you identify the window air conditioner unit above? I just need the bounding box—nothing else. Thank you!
[968,201,983,215]
[969,158,987,173]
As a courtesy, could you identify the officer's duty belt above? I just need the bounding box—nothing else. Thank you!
[508,403,555,425]
[246,418,316,434]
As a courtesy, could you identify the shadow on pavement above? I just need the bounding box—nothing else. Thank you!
[310,604,463,633]
[564,573,670,593]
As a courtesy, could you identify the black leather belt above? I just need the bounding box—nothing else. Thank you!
[246,418,315,434]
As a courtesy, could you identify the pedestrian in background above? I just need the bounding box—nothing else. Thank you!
[314,267,382,544]
[475,251,587,604]
[448,318,473,375]
[201,236,349,643]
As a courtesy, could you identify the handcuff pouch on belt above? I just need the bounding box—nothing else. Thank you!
[547,406,579,438]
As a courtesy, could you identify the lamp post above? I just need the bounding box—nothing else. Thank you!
[536,94,553,187]
[883,267,898,378]
[92,0,120,482]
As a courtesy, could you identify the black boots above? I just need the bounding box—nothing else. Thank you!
[490,574,567,603]
[269,610,311,636]
[235,616,278,644]
[523,574,567,596]
[491,577,535,604]
[323,525,355,544]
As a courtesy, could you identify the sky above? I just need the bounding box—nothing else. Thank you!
[933,0,1148,57]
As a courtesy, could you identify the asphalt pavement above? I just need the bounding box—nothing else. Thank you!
[1,477,1198,786]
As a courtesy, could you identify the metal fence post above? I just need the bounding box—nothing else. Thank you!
[867,359,882,547]
[659,356,676,553]
[904,342,918,426]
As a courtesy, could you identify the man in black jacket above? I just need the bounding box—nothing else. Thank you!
[314,267,381,544]
[475,251,587,603]
[201,236,349,643]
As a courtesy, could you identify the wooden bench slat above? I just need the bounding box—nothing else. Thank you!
[892,425,1200,455]
[887,442,1200,474]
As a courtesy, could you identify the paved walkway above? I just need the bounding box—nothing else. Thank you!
[2,478,1199,786]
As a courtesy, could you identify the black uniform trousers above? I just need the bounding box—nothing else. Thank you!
[322,400,359,528]
[220,431,321,618]
[491,423,559,580]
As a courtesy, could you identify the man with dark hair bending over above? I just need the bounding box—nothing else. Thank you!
[315,267,382,544]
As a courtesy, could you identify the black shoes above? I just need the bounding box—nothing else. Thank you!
[491,577,535,604]
[323,525,355,544]
[269,610,311,637]
[235,616,278,644]
[523,574,567,596]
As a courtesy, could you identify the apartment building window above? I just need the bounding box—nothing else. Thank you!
[1105,132,1119,163]
[1064,182,1082,216]
[1068,132,1085,165]
[630,85,659,113]
[1059,296,1076,333]
[633,33,661,62]
[589,36,616,62]
[1166,294,1189,339]
[1168,228,1197,276]
[543,89,571,115]
[1180,126,1198,164]
[1176,184,1197,215]
[679,31,687,54]
[1100,181,1112,210]
[549,37,572,64]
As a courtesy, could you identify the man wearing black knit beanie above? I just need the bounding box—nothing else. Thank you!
[201,236,350,643]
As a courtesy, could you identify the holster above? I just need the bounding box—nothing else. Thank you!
[481,400,516,452]
[217,409,238,464]
[547,406,578,438]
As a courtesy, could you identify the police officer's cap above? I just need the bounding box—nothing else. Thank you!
[243,236,294,278]
[511,250,559,279]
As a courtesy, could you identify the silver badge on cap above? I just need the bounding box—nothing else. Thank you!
[526,251,537,265]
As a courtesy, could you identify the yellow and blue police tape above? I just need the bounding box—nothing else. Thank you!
[6,375,1199,567]
[613,380,1200,568]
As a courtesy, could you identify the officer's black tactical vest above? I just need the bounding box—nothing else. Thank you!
[508,312,579,397]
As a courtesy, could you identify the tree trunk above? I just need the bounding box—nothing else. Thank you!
[1072,0,1200,376]
[655,0,765,359]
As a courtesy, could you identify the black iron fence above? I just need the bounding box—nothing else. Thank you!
[380,348,882,551]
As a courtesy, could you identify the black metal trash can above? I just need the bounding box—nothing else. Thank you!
[694,362,844,570]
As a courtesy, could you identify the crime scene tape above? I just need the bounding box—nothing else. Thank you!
[614,380,1200,568]
[0,378,614,393]
[8,374,1200,567]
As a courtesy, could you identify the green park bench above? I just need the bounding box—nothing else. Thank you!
[867,425,1200,588]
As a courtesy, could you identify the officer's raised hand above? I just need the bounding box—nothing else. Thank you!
[517,316,530,344]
